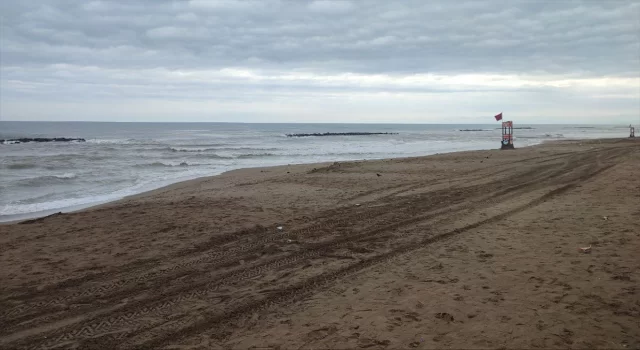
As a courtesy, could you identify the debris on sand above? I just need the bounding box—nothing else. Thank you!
[579,246,592,253]
[277,226,284,231]
[603,216,608,220]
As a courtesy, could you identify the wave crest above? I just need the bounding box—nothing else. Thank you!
[15,173,78,187]
[134,162,204,168]
[168,147,212,153]
[237,153,277,159]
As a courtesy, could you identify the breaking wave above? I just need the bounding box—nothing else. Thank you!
[237,153,278,159]
[16,173,78,187]
[167,146,280,153]
[192,154,233,160]
[133,162,210,168]
[134,162,189,168]
[167,147,218,153]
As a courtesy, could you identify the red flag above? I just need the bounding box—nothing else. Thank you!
[494,113,503,121]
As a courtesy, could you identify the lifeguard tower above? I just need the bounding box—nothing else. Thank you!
[501,121,515,149]
[630,125,635,138]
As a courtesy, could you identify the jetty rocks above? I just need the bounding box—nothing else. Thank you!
[0,137,86,144]
[286,132,398,137]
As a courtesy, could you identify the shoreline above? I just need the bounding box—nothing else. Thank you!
[1,139,551,224]
[1,134,626,224]
[1,137,616,224]
[1,137,638,348]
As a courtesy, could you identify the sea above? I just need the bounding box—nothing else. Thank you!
[0,122,629,222]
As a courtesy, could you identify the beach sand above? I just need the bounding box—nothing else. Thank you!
[1,138,639,349]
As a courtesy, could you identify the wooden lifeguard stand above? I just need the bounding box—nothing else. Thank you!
[501,121,515,149]
[630,125,635,138]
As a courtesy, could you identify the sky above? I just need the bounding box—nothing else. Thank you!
[0,0,639,124]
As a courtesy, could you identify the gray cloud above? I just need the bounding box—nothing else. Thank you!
[3,0,638,74]
[0,0,638,122]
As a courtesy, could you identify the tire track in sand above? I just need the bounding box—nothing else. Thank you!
[1,147,627,349]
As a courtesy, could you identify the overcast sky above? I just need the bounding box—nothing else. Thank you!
[1,0,638,124]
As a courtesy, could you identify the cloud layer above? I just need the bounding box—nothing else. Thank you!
[1,0,639,123]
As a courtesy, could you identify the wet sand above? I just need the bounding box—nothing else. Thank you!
[1,138,639,349]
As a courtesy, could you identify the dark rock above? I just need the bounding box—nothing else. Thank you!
[286,132,398,137]
[1,137,86,144]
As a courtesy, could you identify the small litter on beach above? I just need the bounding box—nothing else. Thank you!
[277,226,283,231]
[602,216,608,220]
[579,246,592,253]
[355,203,361,206]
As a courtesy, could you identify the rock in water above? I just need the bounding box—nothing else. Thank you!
[286,132,398,137]
[0,137,86,144]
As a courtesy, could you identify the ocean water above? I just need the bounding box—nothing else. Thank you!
[0,122,629,221]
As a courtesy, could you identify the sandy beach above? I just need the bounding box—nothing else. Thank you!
[1,138,639,349]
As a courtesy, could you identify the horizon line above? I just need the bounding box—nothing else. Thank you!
[0,120,635,126]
